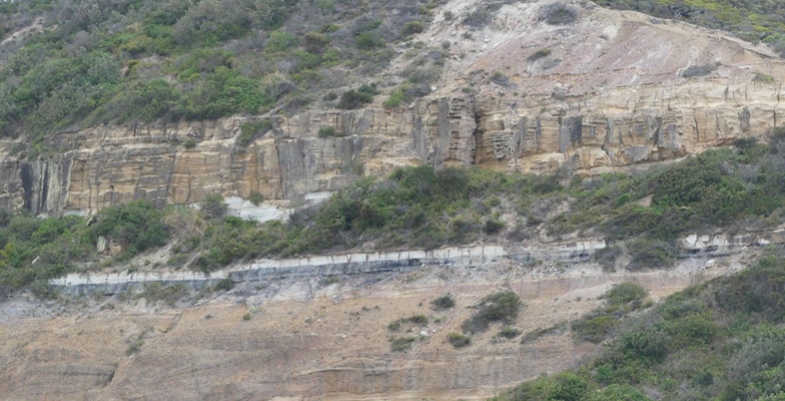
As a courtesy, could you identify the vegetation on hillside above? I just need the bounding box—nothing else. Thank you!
[595,0,785,55]
[2,0,783,156]
[0,0,441,155]
[4,133,785,295]
[491,248,785,401]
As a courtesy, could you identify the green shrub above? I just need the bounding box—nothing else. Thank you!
[463,10,491,27]
[248,191,264,206]
[265,31,298,53]
[391,336,417,352]
[126,340,144,356]
[664,315,719,346]
[388,320,401,331]
[202,194,227,219]
[30,280,57,300]
[317,126,342,138]
[620,330,668,364]
[606,282,648,307]
[682,63,718,78]
[572,314,617,344]
[355,32,383,50]
[482,219,505,235]
[754,72,776,84]
[447,332,472,348]
[136,283,188,308]
[594,245,622,272]
[496,327,522,339]
[550,373,590,401]
[383,86,412,108]
[541,3,578,25]
[462,291,522,334]
[431,294,456,310]
[389,315,429,332]
[520,323,566,344]
[407,314,429,325]
[337,84,378,109]
[401,21,425,37]
[184,139,197,149]
[627,239,676,270]
[166,254,189,267]
[239,120,273,147]
[213,277,234,292]
[528,48,551,61]
[493,372,588,401]
[302,32,330,54]
[582,385,650,401]
[88,201,169,260]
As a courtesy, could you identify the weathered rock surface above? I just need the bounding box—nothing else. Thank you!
[0,247,744,401]
[1,0,784,215]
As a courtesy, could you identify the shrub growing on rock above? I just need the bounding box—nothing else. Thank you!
[431,294,456,310]
[462,291,522,334]
[682,63,718,78]
[528,48,551,61]
[337,84,378,109]
[391,336,417,352]
[540,3,578,25]
[606,282,648,307]
[448,332,471,348]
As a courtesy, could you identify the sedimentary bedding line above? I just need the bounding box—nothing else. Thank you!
[48,232,778,293]
[51,245,510,290]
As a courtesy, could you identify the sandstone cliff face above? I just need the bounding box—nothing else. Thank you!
[1,0,785,215]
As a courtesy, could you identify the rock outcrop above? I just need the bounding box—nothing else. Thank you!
[1,0,785,216]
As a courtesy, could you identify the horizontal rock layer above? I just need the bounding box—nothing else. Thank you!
[0,83,780,216]
[1,0,785,215]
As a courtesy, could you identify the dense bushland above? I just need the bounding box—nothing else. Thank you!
[491,247,785,401]
[0,200,167,296]
[0,0,436,155]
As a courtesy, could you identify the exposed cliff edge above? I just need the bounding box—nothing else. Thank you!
[2,0,785,216]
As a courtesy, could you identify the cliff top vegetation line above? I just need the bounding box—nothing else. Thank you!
[3,133,785,296]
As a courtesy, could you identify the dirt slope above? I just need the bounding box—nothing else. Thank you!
[0,250,752,400]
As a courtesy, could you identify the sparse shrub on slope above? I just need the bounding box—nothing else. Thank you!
[682,63,718,78]
[337,84,378,109]
[461,291,522,334]
[447,332,471,348]
[540,3,578,25]
[431,294,455,310]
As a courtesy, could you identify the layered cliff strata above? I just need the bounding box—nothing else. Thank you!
[1,0,784,215]
[0,249,746,401]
